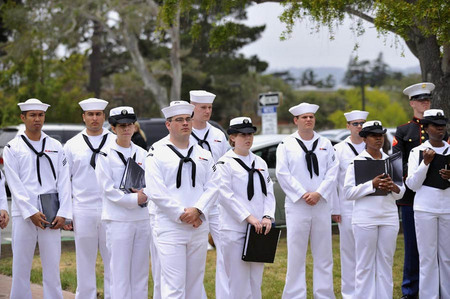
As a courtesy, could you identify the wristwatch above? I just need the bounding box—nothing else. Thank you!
[262,215,271,219]
[196,208,203,215]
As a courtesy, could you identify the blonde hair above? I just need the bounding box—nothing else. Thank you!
[134,121,147,142]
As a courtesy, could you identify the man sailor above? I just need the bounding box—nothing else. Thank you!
[3,98,72,299]
[189,90,229,298]
[0,169,9,257]
[63,98,112,299]
[145,100,218,299]
[276,102,339,299]
[332,110,369,299]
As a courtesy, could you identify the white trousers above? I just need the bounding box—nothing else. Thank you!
[282,201,335,299]
[221,230,264,299]
[157,226,208,299]
[353,224,398,299]
[209,209,229,299]
[73,209,110,299]
[338,214,356,299]
[149,214,161,299]
[10,216,63,299]
[105,219,150,299]
[415,210,450,299]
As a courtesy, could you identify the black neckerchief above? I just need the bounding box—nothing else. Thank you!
[167,144,196,188]
[82,134,109,169]
[114,150,136,166]
[295,138,319,178]
[346,142,359,156]
[20,135,56,186]
[233,157,267,201]
[191,130,211,153]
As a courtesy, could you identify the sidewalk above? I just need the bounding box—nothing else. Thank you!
[0,274,75,298]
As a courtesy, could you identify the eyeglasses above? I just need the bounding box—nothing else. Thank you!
[170,117,192,123]
[350,122,365,127]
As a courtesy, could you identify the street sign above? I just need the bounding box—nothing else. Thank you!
[261,106,278,135]
[259,93,280,107]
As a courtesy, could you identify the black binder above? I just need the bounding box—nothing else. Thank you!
[242,223,281,263]
[419,151,450,190]
[38,193,60,227]
[119,157,147,207]
[354,152,403,196]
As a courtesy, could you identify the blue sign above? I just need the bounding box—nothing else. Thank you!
[261,106,277,114]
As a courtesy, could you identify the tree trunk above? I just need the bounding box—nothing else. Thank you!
[88,20,102,97]
[168,8,182,101]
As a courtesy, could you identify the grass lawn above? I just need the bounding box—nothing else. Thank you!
[0,233,405,298]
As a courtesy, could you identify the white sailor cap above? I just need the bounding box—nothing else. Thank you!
[344,110,369,122]
[79,98,108,111]
[108,106,137,125]
[161,101,195,119]
[289,102,319,116]
[359,120,386,137]
[403,82,435,100]
[17,98,50,112]
[189,90,216,104]
[421,109,447,126]
[227,117,257,135]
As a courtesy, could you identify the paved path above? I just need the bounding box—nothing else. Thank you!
[0,274,75,298]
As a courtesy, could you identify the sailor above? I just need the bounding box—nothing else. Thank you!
[332,110,369,299]
[276,102,339,298]
[63,98,112,299]
[145,100,218,299]
[0,170,9,257]
[3,98,72,299]
[214,117,275,299]
[344,120,405,298]
[95,106,150,299]
[405,109,450,299]
[393,82,448,299]
[189,90,229,298]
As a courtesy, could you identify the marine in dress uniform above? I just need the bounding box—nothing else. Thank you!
[276,103,339,299]
[95,106,150,299]
[145,101,218,299]
[189,90,230,299]
[215,117,275,299]
[63,98,112,299]
[344,121,405,299]
[393,82,448,299]
[3,99,72,299]
[0,170,10,258]
[405,109,450,299]
[332,110,369,299]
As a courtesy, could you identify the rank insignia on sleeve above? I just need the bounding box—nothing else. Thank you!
[62,157,67,166]
[212,165,217,172]
[267,176,271,183]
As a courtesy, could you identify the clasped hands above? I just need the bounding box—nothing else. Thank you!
[30,212,65,230]
[373,173,400,193]
[180,207,202,228]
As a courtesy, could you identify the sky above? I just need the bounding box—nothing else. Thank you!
[239,3,420,71]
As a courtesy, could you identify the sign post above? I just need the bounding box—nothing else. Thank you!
[258,92,281,135]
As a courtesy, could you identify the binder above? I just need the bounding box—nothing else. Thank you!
[242,223,281,263]
[38,193,60,228]
[354,152,403,196]
[419,151,450,190]
[119,157,147,207]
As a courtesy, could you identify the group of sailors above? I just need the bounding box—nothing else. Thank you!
[0,82,448,299]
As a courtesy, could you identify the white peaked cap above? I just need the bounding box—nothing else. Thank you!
[161,101,195,119]
[189,90,216,104]
[79,98,108,111]
[110,106,135,117]
[289,102,319,116]
[17,98,50,112]
[362,120,383,129]
[344,110,369,122]
[230,117,252,126]
[423,109,445,118]
[403,82,435,99]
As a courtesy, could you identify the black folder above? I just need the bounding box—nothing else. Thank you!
[38,193,60,227]
[354,152,403,196]
[242,223,281,263]
[419,151,450,190]
[119,157,147,207]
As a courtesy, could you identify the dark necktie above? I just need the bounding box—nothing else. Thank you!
[233,158,267,200]
[114,150,136,166]
[295,138,319,179]
[20,135,56,186]
[82,134,109,169]
[167,144,196,188]
[191,130,211,152]
[346,142,359,156]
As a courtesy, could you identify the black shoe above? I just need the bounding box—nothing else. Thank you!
[401,295,417,299]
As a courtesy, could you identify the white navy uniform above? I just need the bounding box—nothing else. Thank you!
[3,132,72,299]
[215,149,275,299]
[344,150,405,299]
[145,139,218,299]
[190,121,229,299]
[64,128,112,299]
[95,140,150,299]
[406,141,450,299]
[0,170,9,257]
[276,131,338,299]
[332,136,365,299]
